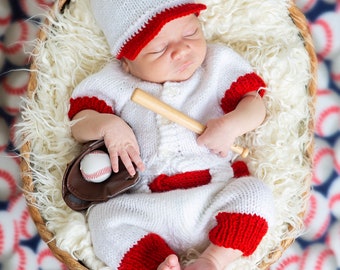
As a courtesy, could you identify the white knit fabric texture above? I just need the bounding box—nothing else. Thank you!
[90,0,201,57]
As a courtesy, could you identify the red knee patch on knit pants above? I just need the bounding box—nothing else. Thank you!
[209,212,268,256]
[118,233,175,270]
[149,162,250,192]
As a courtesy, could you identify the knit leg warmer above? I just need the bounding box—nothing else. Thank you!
[207,176,275,256]
[209,212,268,256]
[119,233,175,270]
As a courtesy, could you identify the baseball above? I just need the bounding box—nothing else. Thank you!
[295,0,317,13]
[335,137,340,174]
[20,0,54,19]
[80,150,112,183]
[0,211,19,261]
[312,137,334,186]
[317,60,330,89]
[326,221,340,268]
[299,243,337,270]
[36,239,67,270]
[8,194,38,241]
[267,241,302,270]
[315,88,340,138]
[0,70,30,116]
[328,176,340,219]
[0,0,11,36]
[0,117,9,152]
[3,19,39,66]
[0,153,21,201]
[1,245,38,269]
[331,53,340,89]
[310,11,340,59]
[300,190,331,241]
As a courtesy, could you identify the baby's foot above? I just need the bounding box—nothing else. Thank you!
[157,254,182,270]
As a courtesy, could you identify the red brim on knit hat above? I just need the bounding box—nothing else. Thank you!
[117,3,207,60]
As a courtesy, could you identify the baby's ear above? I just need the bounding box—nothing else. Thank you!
[120,58,130,73]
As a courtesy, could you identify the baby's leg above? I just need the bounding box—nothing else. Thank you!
[184,244,242,270]
[88,195,176,270]
[207,176,275,257]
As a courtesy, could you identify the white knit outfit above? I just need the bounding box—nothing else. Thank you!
[69,44,275,270]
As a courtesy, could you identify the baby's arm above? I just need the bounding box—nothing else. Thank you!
[197,91,265,157]
[71,109,145,176]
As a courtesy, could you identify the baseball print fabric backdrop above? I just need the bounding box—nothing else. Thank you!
[0,0,340,269]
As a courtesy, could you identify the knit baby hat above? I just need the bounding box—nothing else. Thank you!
[90,0,206,60]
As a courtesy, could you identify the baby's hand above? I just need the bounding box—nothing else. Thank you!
[102,116,145,176]
[197,115,237,157]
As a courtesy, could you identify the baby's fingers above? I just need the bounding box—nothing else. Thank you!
[120,145,145,176]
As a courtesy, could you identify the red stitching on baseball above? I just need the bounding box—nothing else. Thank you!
[0,170,17,199]
[314,19,333,59]
[316,106,340,136]
[304,194,316,228]
[331,72,340,81]
[329,193,340,209]
[315,249,334,270]
[275,255,300,270]
[37,248,51,265]
[37,247,68,269]
[314,214,330,239]
[312,148,333,184]
[82,166,112,181]
[0,15,11,26]
[20,209,32,239]
[14,246,27,270]
[4,20,29,55]
[0,226,4,254]
[3,75,28,95]
[302,0,315,12]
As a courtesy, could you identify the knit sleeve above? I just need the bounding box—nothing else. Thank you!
[220,72,266,114]
[67,61,129,120]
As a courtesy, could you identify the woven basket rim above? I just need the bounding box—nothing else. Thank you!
[20,0,317,269]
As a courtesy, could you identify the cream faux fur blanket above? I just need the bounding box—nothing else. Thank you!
[17,0,314,269]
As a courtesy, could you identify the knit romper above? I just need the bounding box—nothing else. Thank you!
[69,44,275,270]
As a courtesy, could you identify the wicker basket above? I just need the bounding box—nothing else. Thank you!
[19,0,317,269]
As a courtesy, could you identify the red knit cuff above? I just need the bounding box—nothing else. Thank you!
[209,212,268,256]
[231,161,250,178]
[119,233,175,270]
[221,72,266,114]
[68,96,114,119]
[149,170,211,192]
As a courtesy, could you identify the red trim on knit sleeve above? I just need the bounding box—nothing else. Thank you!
[148,170,211,192]
[68,96,114,120]
[209,212,268,256]
[220,72,266,114]
[118,233,175,270]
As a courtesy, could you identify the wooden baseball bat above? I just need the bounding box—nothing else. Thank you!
[131,88,249,158]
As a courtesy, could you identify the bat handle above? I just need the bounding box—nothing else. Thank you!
[230,145,249,158]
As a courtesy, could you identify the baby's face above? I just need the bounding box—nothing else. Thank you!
[122,14,207,83]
